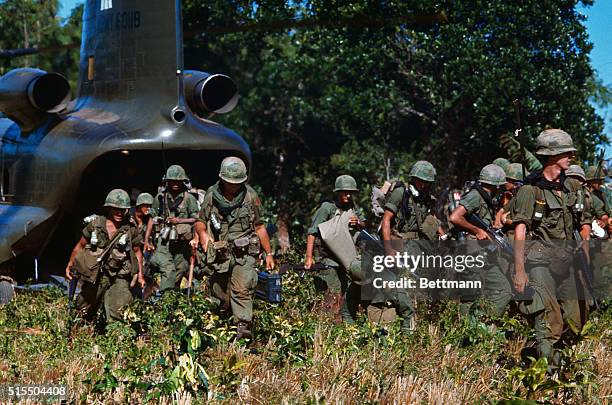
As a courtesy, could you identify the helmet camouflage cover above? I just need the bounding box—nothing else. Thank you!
[136,192,154,206]
[479,164,506,186]
[409,160,436,182]
[505,163,524,181]
[566,164,586,181]
[492,158,511,175]
[165,164,189,181]
[219,156,248,184]
[333,175,358,192]
[104,189,131,209]
[535,129,576,156]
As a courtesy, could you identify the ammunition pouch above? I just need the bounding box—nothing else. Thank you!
[105,248,133,278]
[175,223,193,240]
[72,247,103,284]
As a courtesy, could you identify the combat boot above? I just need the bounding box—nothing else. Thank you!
[235,321,252,340]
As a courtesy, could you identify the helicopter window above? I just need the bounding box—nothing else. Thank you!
[88,56,95,81]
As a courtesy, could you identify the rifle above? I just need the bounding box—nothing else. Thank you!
[279,263,328,275]
[66,270,78,338]
[467,213,513,256]
[513,99,527,181]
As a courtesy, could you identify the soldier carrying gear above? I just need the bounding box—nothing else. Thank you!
[506,128,591,365]
[144,165,199,292]
[65,189,144,324]
[192,156,275,340]
[449,164,512,316]
[381,160,443,248]
[585,165,610,235]
[304,174,366,320]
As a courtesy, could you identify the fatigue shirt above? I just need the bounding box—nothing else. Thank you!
[150,191,199,220]
[384,185,434,238]
[459,188,495,227]
[82,215,141,275]
[198,182,263,242]
[591,191,608,219]
[308,201,363,264]
[564,178,594,227]
[507,185,574,241]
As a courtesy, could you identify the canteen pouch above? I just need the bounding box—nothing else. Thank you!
[248,235,261,255]
[72,247,102,284]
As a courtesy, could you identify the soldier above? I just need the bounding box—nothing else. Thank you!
[381,160,442,246]
[495,162,524,227]
[144,165,199,292]
[304,175,365,317]
[65,189,144,323]
[450,164,510,316]
[508,129,589,364]
[585,166,610,235]
[133,192,154,242]
[193,156,275,339]
[492,157,511,176]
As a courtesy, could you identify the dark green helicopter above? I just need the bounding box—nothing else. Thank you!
[0,0,249,279]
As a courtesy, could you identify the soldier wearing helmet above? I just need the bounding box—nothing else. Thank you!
[144,165,199,292]
[65,189,144,324]
[381,161,442,247]
[506,128,592,364]
[133,192,154,238]
[303,174,366,320]
[584,165,610,233]
[449,164,512,315]
[492,157,511,176]
[192,156,275,340]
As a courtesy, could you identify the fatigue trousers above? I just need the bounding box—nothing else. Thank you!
[153,240,191,292]
[343,266,414,333]
[209,255,258,323]
[520,264,587,362]
[77,273,133,322]
[313,264,348,294]
[483,256,514,317]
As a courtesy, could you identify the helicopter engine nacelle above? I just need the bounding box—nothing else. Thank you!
[184,70,239,117]
[0,68,70,133]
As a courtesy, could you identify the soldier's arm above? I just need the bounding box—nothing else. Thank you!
[304,234,316,269]
[65,236,87,280]
[144,219,155,251]
[381,209,396,255]
[255,224,275,270]
[512,223,529,293]
[133,244,145,286]
[193,221,208,251]
[449,205,488,240]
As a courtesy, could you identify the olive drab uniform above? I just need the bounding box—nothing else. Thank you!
[384,184,440,242]
[507,179,589,361]
[149,190,199,291]
[459,185,512,315]
[308,201,361,294]
[199,182,263,324]
[76,215,141,322]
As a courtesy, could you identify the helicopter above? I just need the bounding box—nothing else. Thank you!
[0,0,250,281]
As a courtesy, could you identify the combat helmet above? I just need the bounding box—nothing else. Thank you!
[333,175,358,192]
[219,156,248,184]
[165,164,189,181]
[505,163,524,181]
[566,164,586,181]
[535,129,576,156]
[104,189,131,209]
[479,164,506,186]
[585,165,605,181]
[492,158,511,175]
[136,192,154,206]
[409,160,436,182]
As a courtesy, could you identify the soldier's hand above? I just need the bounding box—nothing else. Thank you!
[475,229,489,240]
[512,270,529,294]
[65,266,73,281]
[189,238,199,250]
[167,217,179,225]
[304,255,314,270]
[265,254,275,270]
[349,216,363,229]
[144,242,155,252]
[138,273,146,289]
